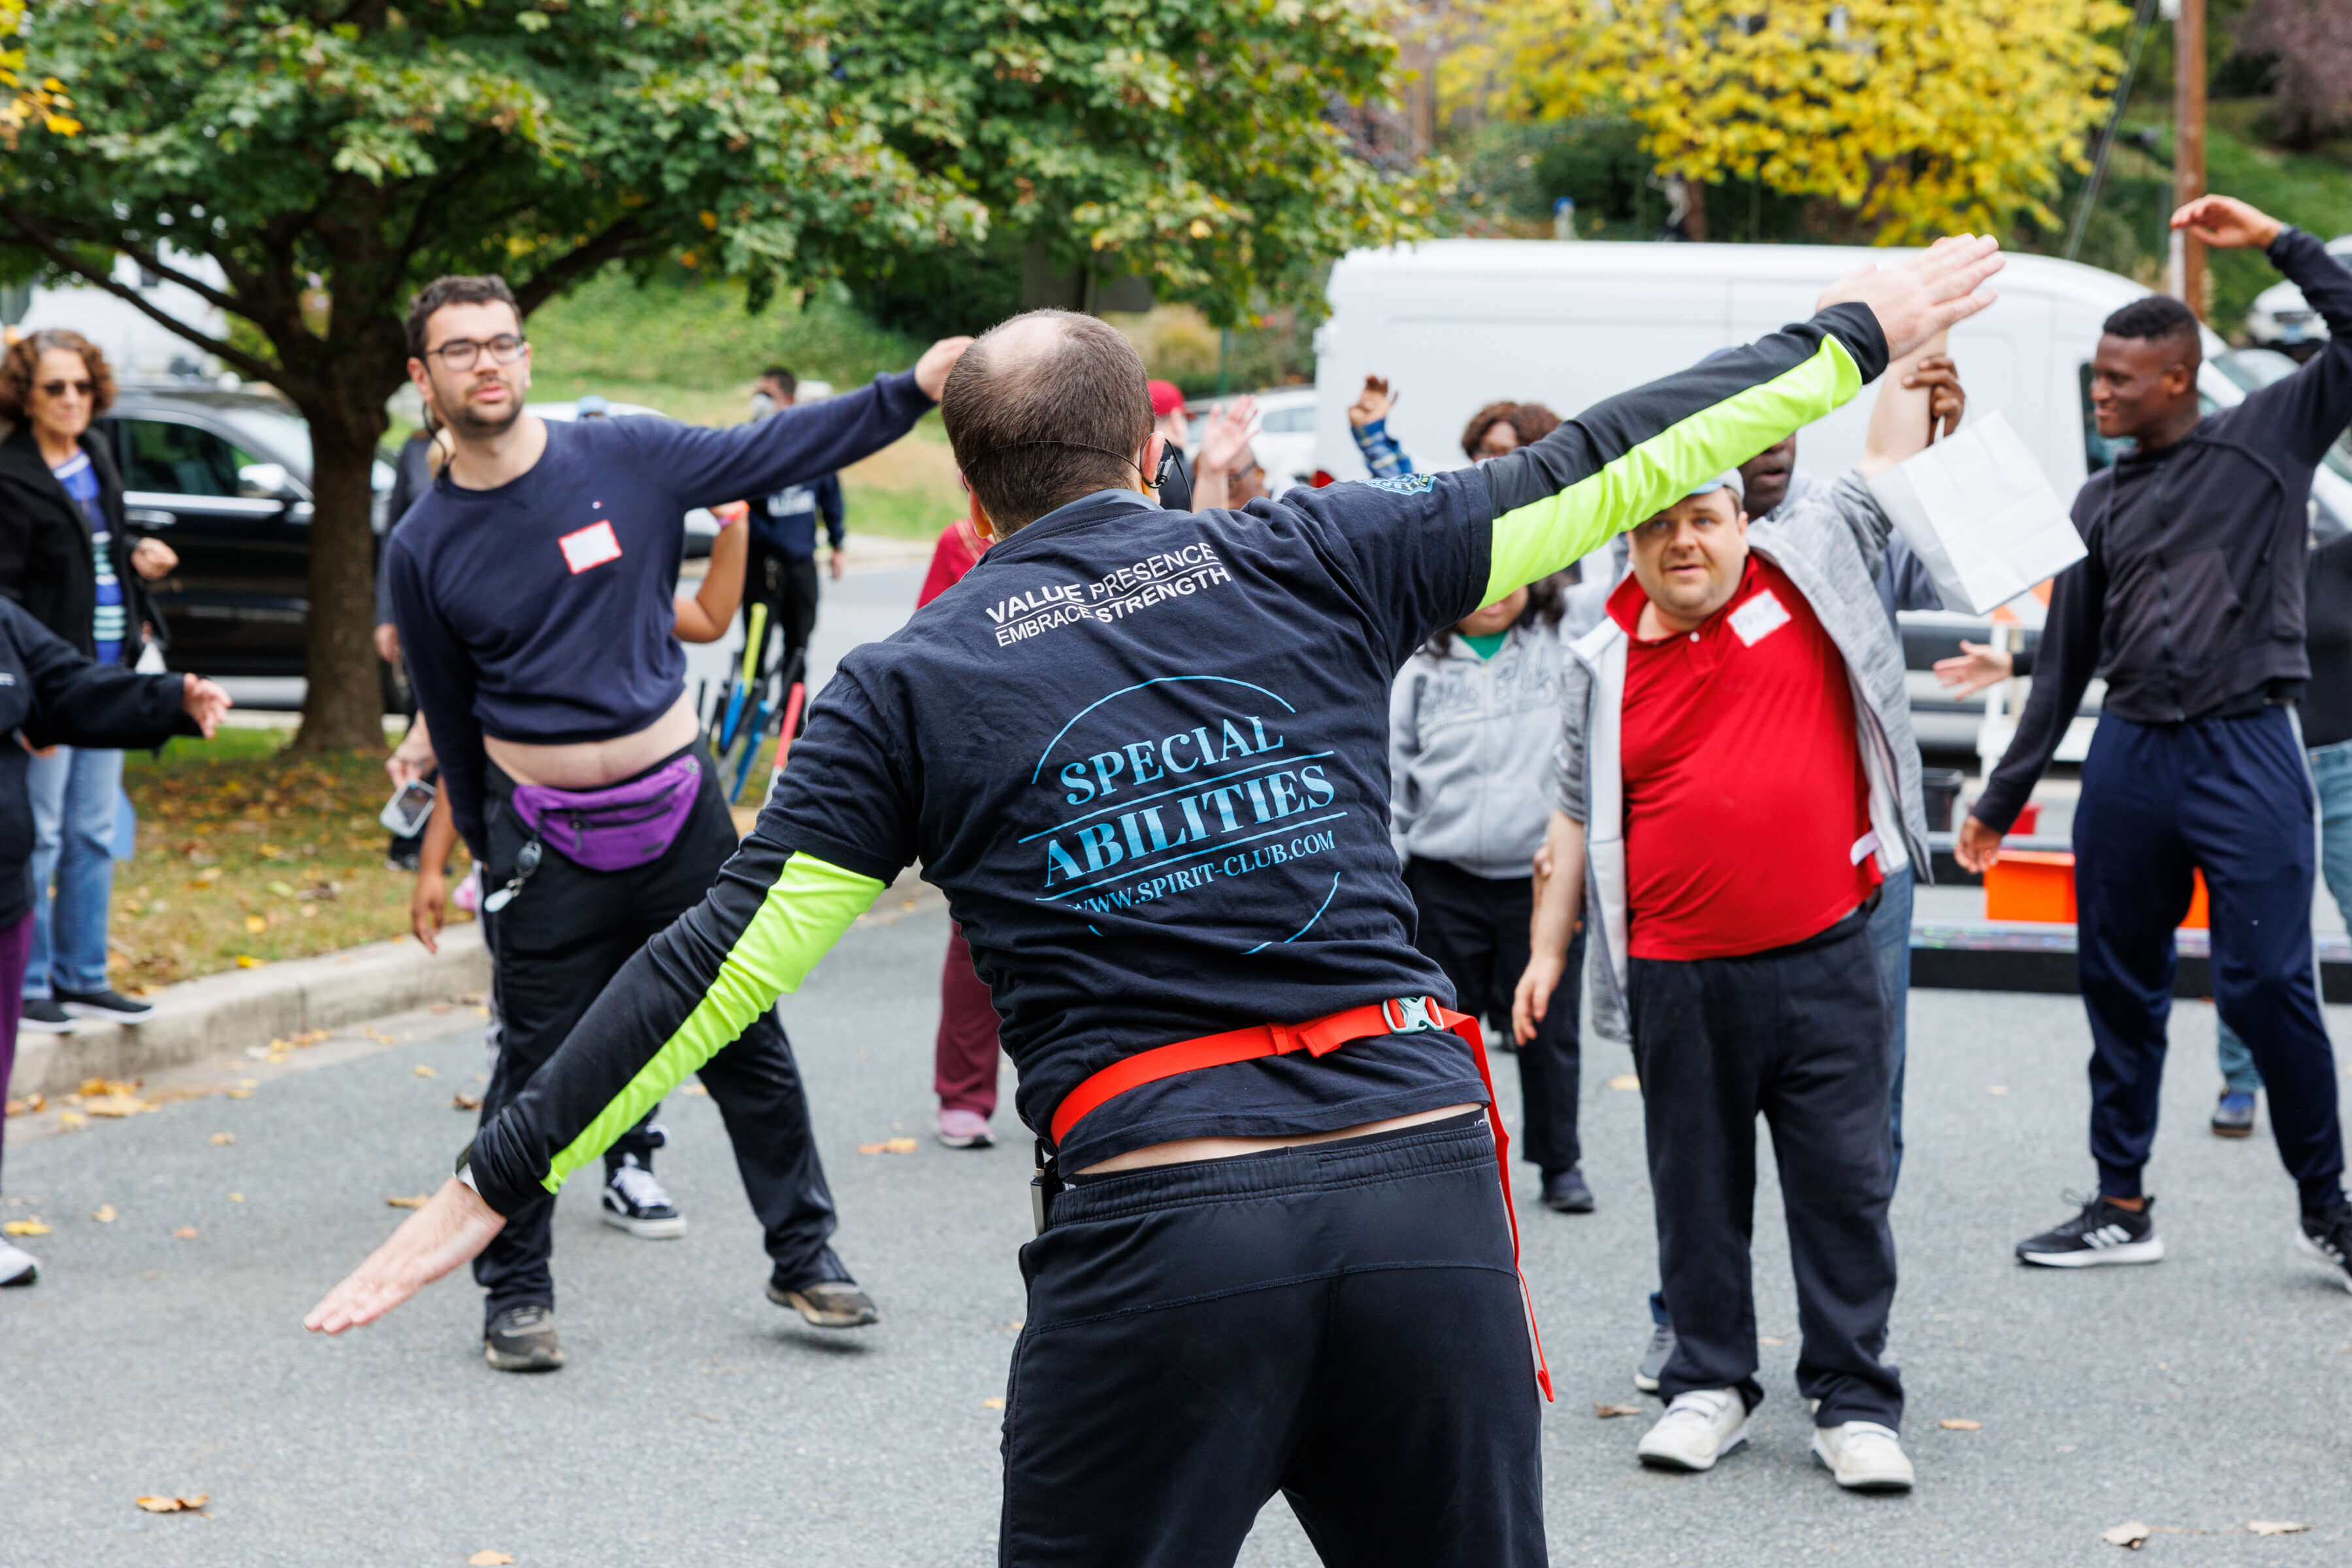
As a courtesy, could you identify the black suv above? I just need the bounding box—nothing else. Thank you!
[91,385,393,681]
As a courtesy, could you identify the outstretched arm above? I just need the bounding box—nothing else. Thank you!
[2178,196,2352,468]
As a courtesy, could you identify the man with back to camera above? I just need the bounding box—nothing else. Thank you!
[382,274,974,1372]
[1956,195,2352,1284]
[307,240,2002,1562]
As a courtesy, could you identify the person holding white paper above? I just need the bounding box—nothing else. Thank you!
[1956,195,2352,1288]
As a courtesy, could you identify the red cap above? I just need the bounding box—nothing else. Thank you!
[1147,380,1186,418]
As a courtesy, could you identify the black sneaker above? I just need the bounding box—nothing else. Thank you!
[56,987,154,1022]
[18,998,73,1034]
[1541,1168,1595,1214]
[1635,1320,1676,1394]
[2212,1090,2257,1138]
[2016,1192,2163,1267]
[600,1153,686,1239]
[768,1274,879,1330]
[483,1303,564,1371]
[2298,1202,2352,1295]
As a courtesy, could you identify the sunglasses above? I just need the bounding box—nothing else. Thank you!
[39,380,95,399]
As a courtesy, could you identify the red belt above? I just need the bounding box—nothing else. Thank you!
[1051,996,1554,1402]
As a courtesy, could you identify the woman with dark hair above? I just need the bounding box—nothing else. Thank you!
[1389,570,1595,1213]
[0,328,182,1036]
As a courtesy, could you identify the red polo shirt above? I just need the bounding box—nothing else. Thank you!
[1612,554,1880,961]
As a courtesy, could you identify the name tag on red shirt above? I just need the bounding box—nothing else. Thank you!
[559,520,623,574]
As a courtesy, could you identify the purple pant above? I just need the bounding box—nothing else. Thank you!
[0,910,37,1185]
[934,923,1002,1118]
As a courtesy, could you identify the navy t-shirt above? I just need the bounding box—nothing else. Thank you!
[765,482,1496,1170]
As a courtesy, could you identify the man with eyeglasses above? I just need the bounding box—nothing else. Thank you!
[380,272,972,1373]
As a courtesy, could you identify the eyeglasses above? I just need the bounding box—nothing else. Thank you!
[39,380,95,399]
[422,334,527,372]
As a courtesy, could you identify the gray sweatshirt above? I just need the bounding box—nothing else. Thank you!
[1389,619,1565,880]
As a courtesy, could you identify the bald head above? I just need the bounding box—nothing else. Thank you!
[941,309,1155,532]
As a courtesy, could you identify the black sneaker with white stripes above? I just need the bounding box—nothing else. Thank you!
[600,1154,686,1239]
[2016,1192,2163,1267]
[2297,1201,2352,1294]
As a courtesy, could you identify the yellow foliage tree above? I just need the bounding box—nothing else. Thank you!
[1454,0,2131,243]
[1,0,77,146]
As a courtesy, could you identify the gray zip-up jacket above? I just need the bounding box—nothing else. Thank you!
[1390,620,1564,879]
[1556,470,1929,1039]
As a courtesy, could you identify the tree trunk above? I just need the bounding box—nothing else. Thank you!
[291,399,391,753]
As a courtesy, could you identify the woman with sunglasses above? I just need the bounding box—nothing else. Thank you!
[0,329,184,1037]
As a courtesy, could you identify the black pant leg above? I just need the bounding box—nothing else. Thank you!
[640,753,848,1283]
[1629,951,1765,1411]
[1759,921,1903,1429]
[1404,858,1503,1025]
[1477,869,1583,1176]
[778,553,821,683]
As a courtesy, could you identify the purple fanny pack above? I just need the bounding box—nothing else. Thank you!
[509,755,702,872]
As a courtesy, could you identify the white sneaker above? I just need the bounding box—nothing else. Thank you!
[1812,1420,1915,1492]
[599,1158,687,1239]
[1635,1388,1748,1472]
[0,1237,39,1286]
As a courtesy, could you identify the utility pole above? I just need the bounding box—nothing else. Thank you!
[2169,0,2206,317]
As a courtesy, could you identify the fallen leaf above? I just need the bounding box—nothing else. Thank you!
[244,915,267,934]
[468,1553,516,1566]
[981,1397,1005,1410]
[92,1204,116,1222]
[2247,1522,2309,1536]
[1608,1073,1640,1091]
[135,1494,208,1514]
[235,955,260,968]
[174,1227,199,1239]
[1987,1085,2010,1096]
[452,1093,483,1111]
[3,1092,43,1116]
[3,1218,50,1236]
[84,1092,155,1119]
[680,1082,708,1096]
[228,1194,244,1203]
[225,1088,251,1100]
[386,1194,431,1209]
[857,1136,921,1155]
[413,1064,438,1078]
[57,1109,85,1130]
[1939,1418,1982,1431]
[267,880,295,897]
[1593,1402,1643,1418]
[2102,1521,2151,1549]
[210,1132,236,1145]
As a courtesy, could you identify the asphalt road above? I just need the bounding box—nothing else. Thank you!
[7,897,2352,1565]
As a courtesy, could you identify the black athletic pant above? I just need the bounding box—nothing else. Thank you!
[1004,1113,1544,1567]
[1404,857,1583,1175]
[742,538,821,687]
[474,749,846,1324]
[1627,906,1903,1429]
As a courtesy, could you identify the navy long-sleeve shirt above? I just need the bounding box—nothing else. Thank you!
[387,372,936,856]
[751,472,845,558]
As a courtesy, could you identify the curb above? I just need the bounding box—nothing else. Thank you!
[7,926,491,1100]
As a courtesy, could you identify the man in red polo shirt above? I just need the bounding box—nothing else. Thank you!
[1518,347,1952,1493]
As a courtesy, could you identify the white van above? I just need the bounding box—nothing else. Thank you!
[1315,240,2352,755]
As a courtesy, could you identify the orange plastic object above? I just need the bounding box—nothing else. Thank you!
[1984,850,2077,923]
[1984,853,2210,929]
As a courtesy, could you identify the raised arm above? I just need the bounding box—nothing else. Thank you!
[2177,198,2352,468]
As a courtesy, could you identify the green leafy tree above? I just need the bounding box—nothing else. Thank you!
[0,0,982,749]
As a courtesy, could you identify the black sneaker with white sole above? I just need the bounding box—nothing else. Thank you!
[56,986,154,1022]
[18,998,73,1033]
[600,1154,686,1239]
[483,1303,564,1371]
[2298,1201,2352,1294]
[2016,1192,2163,1267]
[768,1274,879,1329]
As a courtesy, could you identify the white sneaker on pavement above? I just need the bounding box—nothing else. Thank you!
[1635,1388,1748,1472]
[1812,1420,1915,1492]
[0,1237,39,1286]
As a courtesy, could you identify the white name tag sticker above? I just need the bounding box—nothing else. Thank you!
[1728,589,1791,647]
[559,520,623,575]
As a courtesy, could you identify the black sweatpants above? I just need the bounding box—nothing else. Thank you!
[1404,857,1584,1176]
[2074,708,2347,1213]
[742,538,821,685]
[1004,1113,1544,1567]
[474,749,846,1323]
[1627,907,1902,1428]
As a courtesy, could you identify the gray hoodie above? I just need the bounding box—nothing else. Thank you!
[1389,619,1565,880]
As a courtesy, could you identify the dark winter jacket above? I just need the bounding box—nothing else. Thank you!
[0,421,162,668]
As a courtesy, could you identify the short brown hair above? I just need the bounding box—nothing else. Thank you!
[404,275,522,361]
[940,310,1152,532]
[1460,400,1560,460]
[0,329,117,422]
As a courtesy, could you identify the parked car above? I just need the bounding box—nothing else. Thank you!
[93,385,395,684]
[2244,233,2352,358]
[1183,387,1317,497]
[533,398,720,557]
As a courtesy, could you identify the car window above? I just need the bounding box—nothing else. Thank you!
[120,419,261,498]
[1259,405,1315,434]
